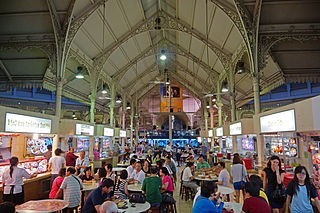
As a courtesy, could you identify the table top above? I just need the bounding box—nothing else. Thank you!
[118,199,151,213]
[224,202,243,213]
[113,167,126,172]
[127,183,142,192]
[194,175,218,182]
[82,182,98,191]
[217,185,234,195]
[117,163,130,167]
[16,199,69,213]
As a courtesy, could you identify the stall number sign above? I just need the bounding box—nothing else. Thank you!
[104,128,114,136]
[5,113,51,133]
[119,130,126,137]
[216,127,223,137]
[230,122,242,135]
[208,130,213,137]
[76,124,94,136]
[260,109,296,133]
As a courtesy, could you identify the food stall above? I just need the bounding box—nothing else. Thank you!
[59,119,94,163]
[229,119,257,170]
[0,106,55,202]
[215,126,232,157]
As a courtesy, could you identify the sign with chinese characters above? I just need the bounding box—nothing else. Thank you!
[119,130,126,137]
[216,127,223,137]
[230,122,242,135]
[104,128,114,136]
[5,113,51,134]
[208,130,213,137]
[260,109,296,133]
[75,124,94,136]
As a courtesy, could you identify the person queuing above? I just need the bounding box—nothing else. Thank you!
[192,181,224,213]
[285,165,320,213]
[65,147,78,167]
[262,155,285,213]
[75,150,90,175]
[196,154,211,171]
[2,157,37,205]
[182,162,199,195]
[49,167,66,199]
[129,161,145,184]
[242,181,271,213]
[48,148,66,186]
[141,167,162,208]
[82,178,115,213]
[55,167,83,211]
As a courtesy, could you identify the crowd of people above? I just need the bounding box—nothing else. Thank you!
[2,143,320,213]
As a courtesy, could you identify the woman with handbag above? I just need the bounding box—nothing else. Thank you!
[285,166,320,213]
[262,155,285,213]
[231,154,248,203]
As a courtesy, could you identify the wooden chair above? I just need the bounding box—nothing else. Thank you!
[165,200,177,213]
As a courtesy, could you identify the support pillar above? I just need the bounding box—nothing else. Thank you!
[169,114,173,145]
[217,101,223,126]
[130,104,134,148]
[253,75,260,115]
[89,91,96,123]
[109,83,116,127]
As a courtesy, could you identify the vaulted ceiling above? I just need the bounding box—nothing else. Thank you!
[0,0,319,118]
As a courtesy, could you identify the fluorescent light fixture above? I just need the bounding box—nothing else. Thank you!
[72,112,76,117]
[76,73,84,79]
[160,54,167,61]
[116,99,122,104]
[221,81,228,93]
[206,105,210,109]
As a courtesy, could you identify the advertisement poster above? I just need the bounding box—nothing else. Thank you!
[160,84,183,112]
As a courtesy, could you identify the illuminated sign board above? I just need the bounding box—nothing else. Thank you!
[76,124,94,136]
[104,128,114,136]
[119,130,126,137]
[216,127,223,137]
[260,109,296,133]
[5,113,51,134]
[230,122,242,135]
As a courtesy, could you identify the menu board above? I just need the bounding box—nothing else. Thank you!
[26,137,53,155]
[260,110,296,133]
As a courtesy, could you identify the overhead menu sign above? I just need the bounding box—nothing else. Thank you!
[5,113,51,134]
[260,109,296,133]
[216,127,223,137]
[76,124,94,136]
[230,122,242,135]
[119,130,126,137]
[208,130,213,137]
[104,128,114,136]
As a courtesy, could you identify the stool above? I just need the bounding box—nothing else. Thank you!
[148,206,161,213]
[165,201,177,213]
[180,182,192,201]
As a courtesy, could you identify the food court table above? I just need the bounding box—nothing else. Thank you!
[224,202,243,213]
[194,175,218,182]
[127,183,142,192]
[118,199,151,213]
[217,185,234,195]
[16,199,69,213]
[117,163,129,167]
[81,182,99,208]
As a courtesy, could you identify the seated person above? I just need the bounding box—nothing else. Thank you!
[196,154,211,171]
[159,167,174,195]
[249,174,269,204]
[192,181,224,213]
[126,159,136,177]
[80,167,94,182]
[216,162,230,187]
[0,202,15,213]
[114,170,129,199]
[95,168,107,186]
[186,153,195,162]
[99,201,118,213]
[82,178,115,213]
[141,167,162,208]
[182,162,199,195]
[242,182,271,213]
[129,161,145,184]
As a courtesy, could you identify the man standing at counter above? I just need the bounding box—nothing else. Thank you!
[66,147,78,167]
[48,148,66,185]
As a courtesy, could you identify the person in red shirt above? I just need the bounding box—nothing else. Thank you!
[242,181,271,213]
[65,147,78,167]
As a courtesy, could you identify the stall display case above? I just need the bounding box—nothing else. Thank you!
[0,136,12,161]
[0,157,48,183]
[76,136,90,152]
[220,137,232,153]
[264,134,298,158]
[26,137,53,155]
[94,137,112,159]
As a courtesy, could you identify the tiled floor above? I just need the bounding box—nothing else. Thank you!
[173,167,193,213]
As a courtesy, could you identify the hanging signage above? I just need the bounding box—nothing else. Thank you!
[119,130,126,137]
[208,130,213,137]
[104,128,114,136]
[260,109,296,133]
[75,124,94,136]
[5,113,51,134]
[230,122,242,135]
[216,127,223,137]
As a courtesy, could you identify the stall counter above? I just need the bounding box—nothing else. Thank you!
[0,172,51,203]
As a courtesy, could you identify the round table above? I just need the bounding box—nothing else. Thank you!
[127,183,142,192]
[118,199,151,213]
[224,202,243,213]
[82,182,98,191]
[194,176,218,182]
[117,163,129,167]
[113,167,126,173]
[217,185,234,195]
[16,199,69,213]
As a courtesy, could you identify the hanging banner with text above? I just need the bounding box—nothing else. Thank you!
[160,84,183,112]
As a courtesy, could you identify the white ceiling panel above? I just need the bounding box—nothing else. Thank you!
[223,27,244,54]
[178,0,195,25]
[120,39,140,61]
[209,9,233,48]
[103,61,117,76]
[108,48,129,70]
[73,31,101,59]
[119,0,144,26]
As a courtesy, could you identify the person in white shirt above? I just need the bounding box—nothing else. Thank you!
[126,159,136,177]
[182,162,199,194]
[129,161,145,184]
[217,161,230,187]
[75,150,89,175]
[48,148,66,185]
[2,156,37,205]
[165,142,172,153]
